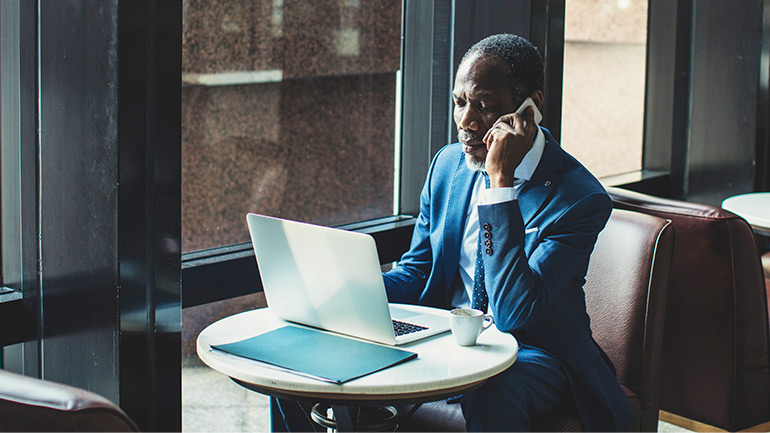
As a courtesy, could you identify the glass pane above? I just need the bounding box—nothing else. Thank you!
[182,0,401,253]
[560,0,647,178]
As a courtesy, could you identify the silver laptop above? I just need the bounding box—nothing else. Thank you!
[246,213,450,345]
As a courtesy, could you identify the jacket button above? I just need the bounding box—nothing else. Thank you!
[484,239,492,248]
[484,231,493,239]
[483,223,492,231]
[485,248,493,256]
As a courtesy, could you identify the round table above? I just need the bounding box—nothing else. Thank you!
[722,192,770,237]
[197,305,518,430]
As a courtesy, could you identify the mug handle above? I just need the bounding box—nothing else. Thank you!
[480,314,494,332]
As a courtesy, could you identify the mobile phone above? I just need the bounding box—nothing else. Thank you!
[515,97,543,125]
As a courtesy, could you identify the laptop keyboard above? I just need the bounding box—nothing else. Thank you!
[392,320,428,336]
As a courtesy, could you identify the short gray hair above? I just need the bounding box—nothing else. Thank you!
[460,34,545,106]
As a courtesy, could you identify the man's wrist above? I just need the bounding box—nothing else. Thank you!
[489,173,515,188]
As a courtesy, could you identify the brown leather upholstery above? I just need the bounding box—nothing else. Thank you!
[763,252,770,280]
[608,186,770,431]
[0,369,139,432]
[762,252,770,312]
[398,208,674,432]
[577,208,672,432]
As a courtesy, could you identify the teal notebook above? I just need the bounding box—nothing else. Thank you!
[211,326,418,384]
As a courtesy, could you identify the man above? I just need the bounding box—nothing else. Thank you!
[382,34,634,431]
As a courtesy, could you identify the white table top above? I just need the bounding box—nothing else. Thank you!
[722,192,770,235]
[197,305,518,403]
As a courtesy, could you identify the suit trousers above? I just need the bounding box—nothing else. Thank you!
[270,344,570,432]
[461,343,570,431]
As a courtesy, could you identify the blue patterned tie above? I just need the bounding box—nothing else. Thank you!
[471,173,491,312]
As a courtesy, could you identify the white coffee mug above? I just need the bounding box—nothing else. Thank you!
[449,308,494,346]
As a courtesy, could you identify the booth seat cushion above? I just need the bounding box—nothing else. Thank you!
[0,369,138,432]
[397,401,464,432]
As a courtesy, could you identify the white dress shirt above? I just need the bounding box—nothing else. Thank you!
[451,128,546,310]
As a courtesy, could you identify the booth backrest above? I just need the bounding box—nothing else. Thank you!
[608,186,770,431]
[0,369,139,432]
[581,208,673,432]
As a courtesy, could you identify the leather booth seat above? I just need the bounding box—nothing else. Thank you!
[759,249,770,413]
[0,369,138,432]
[398,208,674,432]
[608,186,770,431]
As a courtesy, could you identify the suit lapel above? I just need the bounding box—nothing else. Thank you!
[438,132,563,284]
[517,130,564,227]
[442,153,477,287]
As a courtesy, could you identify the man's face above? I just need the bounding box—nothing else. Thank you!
[452,52,518,171]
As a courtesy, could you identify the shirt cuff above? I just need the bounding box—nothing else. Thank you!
[479,187,517,205]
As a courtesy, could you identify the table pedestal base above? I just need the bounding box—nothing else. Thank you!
[310,403,399,432]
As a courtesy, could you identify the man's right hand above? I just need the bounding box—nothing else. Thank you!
[482,106,539,188]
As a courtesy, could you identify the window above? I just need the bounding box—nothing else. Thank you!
[181,0,401,253]
[180,2,403,428]
[560,0,648,178]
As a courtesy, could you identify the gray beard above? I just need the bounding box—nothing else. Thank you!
[464,154,486,172]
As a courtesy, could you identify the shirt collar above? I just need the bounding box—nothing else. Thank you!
[513,127,545,182]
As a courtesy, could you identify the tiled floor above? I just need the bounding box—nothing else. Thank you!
[183,364,271,432]
[182,363,693,432]
[660,420,696,432]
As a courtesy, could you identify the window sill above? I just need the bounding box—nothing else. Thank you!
[601,170,672,196]
[0,289,27,346]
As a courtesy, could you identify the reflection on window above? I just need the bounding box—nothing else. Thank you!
[561,0,647,178]
[181,0,401,253]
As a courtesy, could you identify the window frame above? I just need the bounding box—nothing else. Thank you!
[0,0,40,370]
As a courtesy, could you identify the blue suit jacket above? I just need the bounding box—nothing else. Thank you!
[383,128,634,431]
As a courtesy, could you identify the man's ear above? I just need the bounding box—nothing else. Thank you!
[530,90,544,111]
